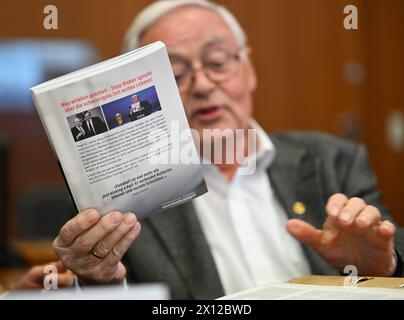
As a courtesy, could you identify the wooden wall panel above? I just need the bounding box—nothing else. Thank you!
[364,0,404,224]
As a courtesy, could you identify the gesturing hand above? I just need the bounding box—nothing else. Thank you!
[287,193,397,276]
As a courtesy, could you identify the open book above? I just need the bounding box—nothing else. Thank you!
[31,41,207,219]
[218,282,404,300]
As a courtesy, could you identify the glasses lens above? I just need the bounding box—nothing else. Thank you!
[203,50,238,82]
[172,62,191,92]
[170,49,240,92]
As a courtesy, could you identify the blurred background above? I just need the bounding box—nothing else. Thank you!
[0,0,403,280]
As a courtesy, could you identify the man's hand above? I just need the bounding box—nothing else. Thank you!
[287,193,397,276]
[53,209,141,285]
[15,261,74,289]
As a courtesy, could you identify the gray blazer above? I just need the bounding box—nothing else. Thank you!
[123,131,404,299]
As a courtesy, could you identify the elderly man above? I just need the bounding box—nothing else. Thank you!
[70,117,87,141]
[52,0,403,299]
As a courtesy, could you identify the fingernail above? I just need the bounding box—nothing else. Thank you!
[339,211,351,223]
[124,213,136,225]
[356,217,369,227]
[110,211,122,223]
[330,206,339,217]
[87,210,99,223]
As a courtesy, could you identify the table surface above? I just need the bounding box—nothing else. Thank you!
[289,275,404,289]
[11,240,57,265]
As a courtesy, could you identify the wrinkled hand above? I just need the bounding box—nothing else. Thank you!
[15,261,74,289]
[287,194,396,276]
[53,209,141,285]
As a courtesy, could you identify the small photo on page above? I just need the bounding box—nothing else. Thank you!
[66,106,109,142]
[101,85,162,130]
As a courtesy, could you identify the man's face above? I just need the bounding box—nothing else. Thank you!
[84,112,91,121]
[141,7,257,136]
[116,113,123,124]
[132,95,139,103]
[74,118,81,126]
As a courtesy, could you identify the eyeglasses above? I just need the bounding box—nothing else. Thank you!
[170,47,245,93]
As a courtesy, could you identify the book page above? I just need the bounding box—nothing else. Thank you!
[218,282,404,300]
[1,283,169,300]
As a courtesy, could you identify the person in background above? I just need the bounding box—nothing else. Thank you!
[70,117,86,142]
[82,110,108,136]
[12,261,74,290]
[115,113,124,126]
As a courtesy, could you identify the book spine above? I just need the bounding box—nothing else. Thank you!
[57,160,79,215]
[31,91,79,215]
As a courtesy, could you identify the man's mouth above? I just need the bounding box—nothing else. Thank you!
[192,105,223,122]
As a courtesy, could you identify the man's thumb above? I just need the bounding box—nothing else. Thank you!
[286,219,322,248]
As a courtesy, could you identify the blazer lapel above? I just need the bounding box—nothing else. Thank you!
[148,202,225,299]
[268,136,340,275]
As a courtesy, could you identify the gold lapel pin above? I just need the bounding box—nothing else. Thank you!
[293,202,306,215]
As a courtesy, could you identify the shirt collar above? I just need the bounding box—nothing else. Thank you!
[249,118,276,172]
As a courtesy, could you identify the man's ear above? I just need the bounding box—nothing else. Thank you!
[245,47,257,91]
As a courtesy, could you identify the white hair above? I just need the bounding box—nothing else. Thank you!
[122,0,247,52]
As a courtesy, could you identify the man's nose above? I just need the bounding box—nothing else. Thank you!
[190,69,216,97]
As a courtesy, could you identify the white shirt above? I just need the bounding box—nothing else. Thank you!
[130,102,141,112]
[193,120,311,295]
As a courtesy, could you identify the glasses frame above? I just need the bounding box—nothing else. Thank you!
[170,46,247,93]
